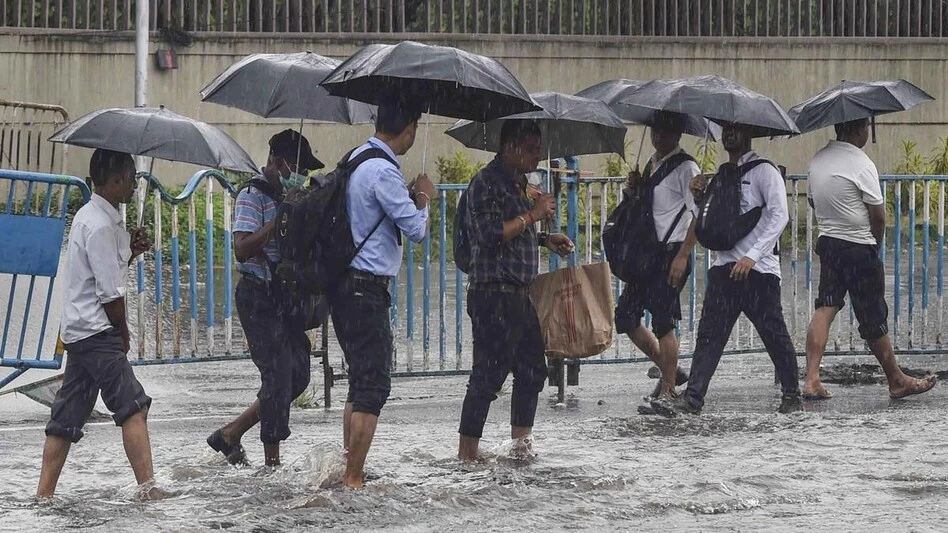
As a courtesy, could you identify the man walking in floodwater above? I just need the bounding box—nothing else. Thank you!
[207,130,323,468]
[37,149,161,500]
[458,119,574,461]
[616,113,700,401]
[330,98,434,488]
[651,122,802,416]
[803,118,936,400]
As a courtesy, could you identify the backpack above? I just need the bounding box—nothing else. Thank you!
[602,153,695,283]
[454,190,472,274]
[272,146,396,296]
[694,158,778,251]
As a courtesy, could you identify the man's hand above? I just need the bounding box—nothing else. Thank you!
[130,227,150,261]
[121,327,131,354]
[730,256,756,281]
[626,167,642,189]
[545,233,575,257]
[690,174,709,199]
[668,253,689,288]
[530,193,556,222]
[411,173,436,205]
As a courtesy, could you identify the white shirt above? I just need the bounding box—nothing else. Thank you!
[712,151,789,278]
[60,194,131,344]
[807,140,883,246]
[649,146,700,243]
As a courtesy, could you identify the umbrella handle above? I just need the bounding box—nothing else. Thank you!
[421,112,430,175]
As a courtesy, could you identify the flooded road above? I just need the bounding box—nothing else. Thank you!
[1,353,946,532]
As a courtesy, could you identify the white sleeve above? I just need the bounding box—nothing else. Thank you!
[679,161,700,215]
[856,161,884,206]
[86,226,128,303]
[745,166,789,263]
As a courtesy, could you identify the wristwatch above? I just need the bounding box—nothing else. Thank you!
[537,231,549,247]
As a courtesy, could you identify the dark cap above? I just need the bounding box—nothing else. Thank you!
[269,129,324,171]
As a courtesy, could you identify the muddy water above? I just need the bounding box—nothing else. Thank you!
[1,353,946,532]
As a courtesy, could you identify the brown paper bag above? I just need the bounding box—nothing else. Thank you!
[529,262,615,359]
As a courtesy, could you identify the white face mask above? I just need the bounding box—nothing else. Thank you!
[280,161,307,189]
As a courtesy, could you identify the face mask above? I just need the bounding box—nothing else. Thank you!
[280,171,307,190]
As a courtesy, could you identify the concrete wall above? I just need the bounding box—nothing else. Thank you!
[2,30,947,185]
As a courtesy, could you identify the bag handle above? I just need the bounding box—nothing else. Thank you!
[661,205,688,246]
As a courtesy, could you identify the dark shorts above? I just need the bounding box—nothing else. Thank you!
[615,243,691,338]
[329,270,393,418]
[236,277,312,444]
[46,327,152,443]
[814,236,889,341]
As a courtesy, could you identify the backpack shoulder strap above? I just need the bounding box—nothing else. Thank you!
[738,158,778,177]
[241,177,281,203]
[648,152,697,189]
[344,146,398,171]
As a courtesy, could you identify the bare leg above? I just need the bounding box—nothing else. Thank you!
[263,443,280,467]
[656,331,681,396]
[803,307,838,398]
[458,435,480,462]
[121,408,163,500]
[512,426,531,439]
[343,402,353,455]
[221,399,260,445]
[36,436,71,499]
[344,412,379,489]
[869,335,937,398]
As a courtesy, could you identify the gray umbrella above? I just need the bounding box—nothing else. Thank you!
[199,51,376,124]
[444,91,627,159]
[576,79,720,140]
[618,75,799,138]
[788,79,934,135]
[320,40,539,122]
[48,106,257,174]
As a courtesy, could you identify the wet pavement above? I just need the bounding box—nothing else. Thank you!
[1,353,947,532]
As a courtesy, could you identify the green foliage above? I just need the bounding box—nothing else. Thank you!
[694,140,719,174]
[884,138,948,237]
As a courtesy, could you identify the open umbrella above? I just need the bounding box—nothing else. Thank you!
[445,91,627,159]
[576,79,720,140]
[49,105,257,174]
[320,40,539,122]
[787,79,934,137]
[618,75,799,138]
[199,51,376,125]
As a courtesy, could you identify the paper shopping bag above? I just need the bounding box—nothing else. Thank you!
[530,262,615,358]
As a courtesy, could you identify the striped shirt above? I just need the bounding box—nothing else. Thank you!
[233,182,279,280]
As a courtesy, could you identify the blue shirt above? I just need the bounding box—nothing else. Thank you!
[233,180,280,280]
[347,137,430,277]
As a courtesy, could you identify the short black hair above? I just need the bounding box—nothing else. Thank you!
[375,98,423,136]
[89,149,133,187]
[835,118,870,138]
[652,111,686,134]
[499,119,542,151]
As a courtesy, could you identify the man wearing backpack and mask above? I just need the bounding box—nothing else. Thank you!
[615,113,700,402]
[206,129,323,468]
[652,122,802,417]
[331,98,434,489]
[458,119,574,462]
[803,118,936,400]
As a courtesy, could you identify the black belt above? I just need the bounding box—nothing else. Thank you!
[469,281,530,294]
[349,269,391,286]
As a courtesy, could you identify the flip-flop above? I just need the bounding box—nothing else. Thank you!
[890,376,937,399]
[207,429,248,465]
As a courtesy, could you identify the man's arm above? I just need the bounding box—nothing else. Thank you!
[868,204,886,247]
[375,167,430,244]
[86,226,131,352]
[232,190,274,262]
[744,166,790,264]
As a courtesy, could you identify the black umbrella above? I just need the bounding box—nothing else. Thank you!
[444,91,627,159]
[49,106,257,174]
[618,75,799,138]
[787,79,934,137]
[320,41,539,122]
[576,79,720,140]
[199,51,376,125]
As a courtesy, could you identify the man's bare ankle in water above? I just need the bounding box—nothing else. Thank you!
[458,435,481,462]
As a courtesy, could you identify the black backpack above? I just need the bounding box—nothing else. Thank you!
[272,146,396,296]
[602,153,695,283]
[454,190,472,274]
[694,158,778,251]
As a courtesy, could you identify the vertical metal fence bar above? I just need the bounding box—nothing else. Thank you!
[599,182,607,262]
[791,179,800,336]
[423,231,431,371]
[189,197,198,356]
[922,180,931,345]
[908,180,917,346]
[455,191,464,369]
[584,183,593,263]
[136,181,146,360]
[171,204,181,356]
[937,181,945,344]
[438,193,447,369]
[223,191,233,354]
[806,189,813,324]
[406,238,415,372]
[893,181,902,346]
[205,179,215,356]
[154,189,163,358]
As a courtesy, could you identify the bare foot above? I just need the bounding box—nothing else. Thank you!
[802,380,833,400]
[343,476,364,490]
[889,375,937,399]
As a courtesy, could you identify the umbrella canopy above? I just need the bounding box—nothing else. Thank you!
[49,106,257,174]
[618,75,799,138]
[787,79,934,134]
[320,40,540,122]
[199,51,376,124]
[444,91,627,159]
[576,79,720,140]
